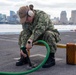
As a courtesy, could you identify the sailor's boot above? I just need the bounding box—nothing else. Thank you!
[16,54,28,66]
[42,53,55,68]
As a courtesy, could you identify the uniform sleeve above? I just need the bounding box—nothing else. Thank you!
[29,13,50,41]
[20,24,31,47]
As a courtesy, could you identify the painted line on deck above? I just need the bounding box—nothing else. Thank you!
[0,38,18,42]
[14,54,63,61]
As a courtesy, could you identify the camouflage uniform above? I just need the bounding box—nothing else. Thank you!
[18,10,60,53]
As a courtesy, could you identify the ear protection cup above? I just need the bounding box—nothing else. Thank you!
[27,10,34,17]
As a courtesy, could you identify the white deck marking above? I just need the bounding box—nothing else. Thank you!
[0,38,18,42]
[14,54,63,61]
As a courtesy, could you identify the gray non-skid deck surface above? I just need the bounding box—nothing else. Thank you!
[0,32,76,75]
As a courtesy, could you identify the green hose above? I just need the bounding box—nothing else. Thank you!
[0,40,50,75]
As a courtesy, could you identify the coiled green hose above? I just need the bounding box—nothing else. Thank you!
[0,40,50,75]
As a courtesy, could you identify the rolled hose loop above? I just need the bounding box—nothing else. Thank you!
[0,40,50,75]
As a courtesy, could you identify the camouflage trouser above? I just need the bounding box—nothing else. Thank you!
[38,31,57,53]
[18,30,60,53]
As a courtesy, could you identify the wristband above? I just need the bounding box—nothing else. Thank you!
[28,41,33,46]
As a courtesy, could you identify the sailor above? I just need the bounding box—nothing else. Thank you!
[16,5,60,68]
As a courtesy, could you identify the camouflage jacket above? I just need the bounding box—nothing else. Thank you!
[22,10,60,42]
